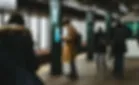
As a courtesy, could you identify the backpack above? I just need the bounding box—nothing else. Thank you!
[75,33,81,53]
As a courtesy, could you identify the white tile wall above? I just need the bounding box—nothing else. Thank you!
[40,17,50,50]
[4,13,10,24]
[30,15,39,50]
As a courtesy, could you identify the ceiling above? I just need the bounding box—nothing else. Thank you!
[20,0,139,12]
[17,0,139,19]
[76,0,139,12]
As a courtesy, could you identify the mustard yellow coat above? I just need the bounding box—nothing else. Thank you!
[62,25,78,62]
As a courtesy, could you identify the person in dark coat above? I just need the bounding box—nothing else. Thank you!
[7,12,39,73]
[93,28,108,78]
[109,21,131,79]
[0,12,42,85]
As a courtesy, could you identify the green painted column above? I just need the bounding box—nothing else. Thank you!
[86,10,94,61]
[105,13,111,36]
[105,13,112,58]
[133,21,138,37]
[49,0,62,75]
[136,22,139,39]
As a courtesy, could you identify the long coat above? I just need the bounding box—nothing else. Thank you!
[0,25,39,85]
[62,25,78,62]
[109,25,131,54]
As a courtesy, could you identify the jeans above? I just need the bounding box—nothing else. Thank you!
[113,53,124,75]
[70,57,77,76]
[96,53,107,76]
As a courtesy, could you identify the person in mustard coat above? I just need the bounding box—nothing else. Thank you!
[62,19,78,79]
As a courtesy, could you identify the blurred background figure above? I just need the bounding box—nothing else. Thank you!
[109,21,131,79]
[0,12,43,85]
[8,12,40,73]
[93,27,108,78]
[62,19,79,79]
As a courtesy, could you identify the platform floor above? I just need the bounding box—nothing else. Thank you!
[37,53,139,85]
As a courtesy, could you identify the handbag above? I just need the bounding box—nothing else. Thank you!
[75,33,81,53]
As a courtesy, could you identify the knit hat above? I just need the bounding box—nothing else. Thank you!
[8,12,24,25]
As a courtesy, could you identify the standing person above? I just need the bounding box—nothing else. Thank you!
[109,21,131,79]
[62,19,78,79]
[93,28,108,78]
[0,12,43,85]
[7,12,40,73]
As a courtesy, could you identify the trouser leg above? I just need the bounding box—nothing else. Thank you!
[96,53,107,77]
[96,53,101,72]
[70,59,76,75]
[114,53,124,77]
[87,51,93,61]
[100,54,107,73]
[69,55,78,79]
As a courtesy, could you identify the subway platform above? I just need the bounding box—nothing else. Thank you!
[37,53,139,85]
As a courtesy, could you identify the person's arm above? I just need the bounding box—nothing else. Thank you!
[62,36,72,41]
[62,28,68,40]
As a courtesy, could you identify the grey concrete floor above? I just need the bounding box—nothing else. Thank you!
[37,53,139,85]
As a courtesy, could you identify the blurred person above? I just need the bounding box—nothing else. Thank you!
[0,12,43,85]
[109,21,131,79]
[62,19,79,79]
[93,28,108,78]
[8,12,40,73]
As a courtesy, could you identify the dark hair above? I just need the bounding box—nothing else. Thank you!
[62,18,70,25]
[116,21,123,27]
[8,12,24,25]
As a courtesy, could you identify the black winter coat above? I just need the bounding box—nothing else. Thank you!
[0,26,39,85]
[109,25,132,54]
[93,31,108,53]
